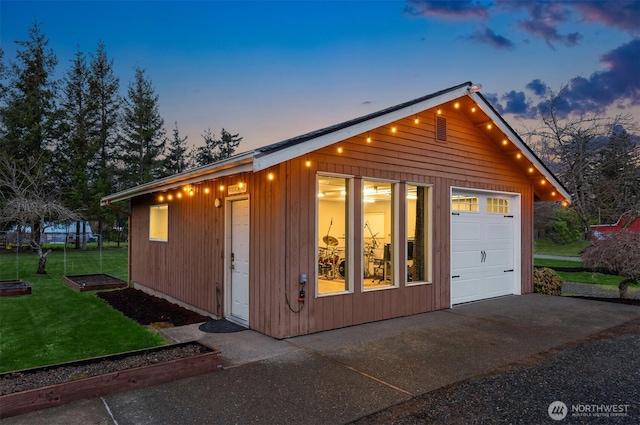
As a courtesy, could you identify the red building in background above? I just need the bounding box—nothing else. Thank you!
[591,211,640,239]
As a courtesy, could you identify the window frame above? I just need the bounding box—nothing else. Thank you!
[406,183,433,286]
[149,203,169,242]
[315,173,354,297]
[362,178,399,292]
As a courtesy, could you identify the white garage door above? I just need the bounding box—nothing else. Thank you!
[451,190,518,305]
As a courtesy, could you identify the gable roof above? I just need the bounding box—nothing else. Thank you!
[102,82,571,205]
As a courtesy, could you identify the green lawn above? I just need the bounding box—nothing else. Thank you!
[534,241,626,287]
[554,271,625,286]
[0,247,165,373]
[534,239,591,257]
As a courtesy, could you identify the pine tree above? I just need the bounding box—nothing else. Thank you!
[56,49,98,248]
[0,47,7,102]
[193,128,242,167]
[162,122,190,176]
[119,67,165,186]
[88,41,121,245]
[0,22,58,166]
[593,126,640,223]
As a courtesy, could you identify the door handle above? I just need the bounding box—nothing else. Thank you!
[230,252,235,269]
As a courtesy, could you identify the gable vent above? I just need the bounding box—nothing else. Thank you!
[436,116,447,141]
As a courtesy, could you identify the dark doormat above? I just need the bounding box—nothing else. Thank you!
[199,319,247,333]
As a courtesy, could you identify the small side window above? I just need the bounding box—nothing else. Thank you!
[150,204,168,241]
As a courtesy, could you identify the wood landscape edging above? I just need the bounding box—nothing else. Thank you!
[0,342,222,419]
[0,280,32,297]
[62,274,129,292]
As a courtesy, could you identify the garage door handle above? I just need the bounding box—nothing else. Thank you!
[504,269,514,273]
[452,275,460,279]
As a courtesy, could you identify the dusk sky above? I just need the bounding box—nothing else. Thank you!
[2,1,639,153]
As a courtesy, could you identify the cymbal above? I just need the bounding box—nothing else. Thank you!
[322,235,339,246]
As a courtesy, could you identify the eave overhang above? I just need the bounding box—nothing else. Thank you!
[101,82,570,206]
[100,151,255,205]
[466,91,571,202]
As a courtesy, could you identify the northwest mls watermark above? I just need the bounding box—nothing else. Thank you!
[548,401,631,421]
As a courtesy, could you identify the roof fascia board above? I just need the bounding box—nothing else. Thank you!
[100,154,254,205]
[468,92,572,201]
[253,85,471,172]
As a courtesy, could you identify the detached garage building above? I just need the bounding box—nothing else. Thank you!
[102,82,570,338]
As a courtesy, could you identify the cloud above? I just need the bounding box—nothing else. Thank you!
[405,0,490,20]
[510,40,640,116]
[573,1,640,34]
[501,90,529,115]
[484,93,504,114]
[517,19,581,49]
[465,26,514,49]
[406,1,638,49]
[526,79,549,97]
[490,40,639,117]
[507,1,581,48]
[559,39,640,113]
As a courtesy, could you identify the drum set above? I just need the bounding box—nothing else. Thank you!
[318,235,345,279]
[318,222,385,281]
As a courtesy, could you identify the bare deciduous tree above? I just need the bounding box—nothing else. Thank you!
[523,83,639,236]
[0,156,79,273]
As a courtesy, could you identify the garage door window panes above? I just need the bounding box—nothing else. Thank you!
[317,175,350,295]
[407,185,431,284]
[363,180,395,289]
[452,195,479,212]
[487,198,510,214]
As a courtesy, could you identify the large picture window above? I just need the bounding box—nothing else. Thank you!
[149,204,168,241]
[317,175,350,295]
[407,185,431,284]
[363,180,395,289]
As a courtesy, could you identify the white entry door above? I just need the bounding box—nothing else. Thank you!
[451,190,518,305]
[228,198,250,326]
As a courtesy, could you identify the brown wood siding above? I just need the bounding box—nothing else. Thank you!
[131,184,224,316]
[274,108,534,338]
[129,105,535,339]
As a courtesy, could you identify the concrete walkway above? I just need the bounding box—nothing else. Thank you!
[3,294,640,425]
[533,254,582,262]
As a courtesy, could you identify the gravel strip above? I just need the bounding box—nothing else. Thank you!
[1,344,209,395]
[352,318,640,424]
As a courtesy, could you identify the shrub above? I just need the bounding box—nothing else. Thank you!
[582,230,640,298]
[534,267,564,296]
[546,208,582,244]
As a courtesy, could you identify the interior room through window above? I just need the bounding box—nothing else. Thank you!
[317,175,349,295]
[363,180,394,289]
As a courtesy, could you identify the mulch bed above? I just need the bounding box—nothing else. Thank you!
[97,287,211,326]
[566,295,640,306]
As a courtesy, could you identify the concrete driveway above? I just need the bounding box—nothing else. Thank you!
[3,294,639,425]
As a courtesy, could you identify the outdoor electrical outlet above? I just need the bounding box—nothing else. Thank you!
[300,274,307,284]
